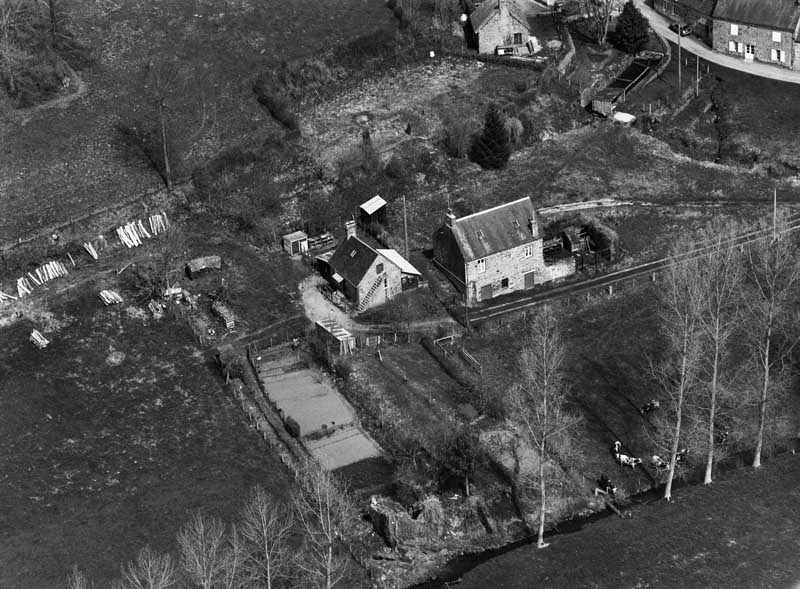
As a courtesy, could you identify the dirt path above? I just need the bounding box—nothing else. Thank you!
[299,275,359,330]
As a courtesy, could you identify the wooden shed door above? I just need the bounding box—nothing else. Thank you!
[291,240,300,255]
[524,271,535,290]
[480,284,493,300]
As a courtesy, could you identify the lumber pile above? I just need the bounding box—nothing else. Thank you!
[15,259,69,298]
[0,290,17,302]
[99,289,124,305]
[30,329,49,349]
[83,241,99,260]
[212,301,235,330]
[116,212,169,249]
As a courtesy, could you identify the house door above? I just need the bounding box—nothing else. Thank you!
[524,271,536,290]
[291,240,300,255]
[480,284,493,301]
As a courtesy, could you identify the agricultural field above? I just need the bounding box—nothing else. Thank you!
[0,288,291,588]
[0,213,313,587]
[459,451,800,588]
[0,0,397,245]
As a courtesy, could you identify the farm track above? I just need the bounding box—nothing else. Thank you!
[468,213,800,325]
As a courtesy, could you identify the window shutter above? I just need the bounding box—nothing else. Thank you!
[729,41,736,52]
[772,49,777,61]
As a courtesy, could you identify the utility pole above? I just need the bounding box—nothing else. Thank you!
[696,54,699,96]
[773,186,778,241]
[677,31,682,95]
[402,194,409,260]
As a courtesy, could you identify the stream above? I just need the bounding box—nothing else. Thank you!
[409,446,795,588]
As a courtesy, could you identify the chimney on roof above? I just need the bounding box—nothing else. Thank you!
[345,219,356,239]
[446,209,456,227]
[528,216,536,234]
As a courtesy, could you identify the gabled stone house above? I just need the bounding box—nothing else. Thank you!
[469,0,531,54]
[655,0,716,44]
[432,197,574,306]
[712,0,800,68]
[325,221,420,313]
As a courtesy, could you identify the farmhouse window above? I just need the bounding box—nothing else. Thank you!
[729,40,742,53]
[476,258,486,273]
[671,5,676,14]
[501,278,509,288]
[513,33,523,44]
[662,1,667,11]
[730,23,738,36]
[772,49,785,62]
[524,244,533,258]
[376,263,384,274]
[475,229,484,238]
[772,31,782,43]
[745,44,755,56]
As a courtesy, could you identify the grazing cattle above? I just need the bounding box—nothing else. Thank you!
[616,453,642,468]
[639,399,660,416]
[651,455,668,470]
[595,474,617,497]
[612,440,622,454]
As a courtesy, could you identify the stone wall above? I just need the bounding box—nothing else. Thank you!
[356,255,403,312]
[465,239,545,304]
[477,4,529,54]
[712,19,796,69]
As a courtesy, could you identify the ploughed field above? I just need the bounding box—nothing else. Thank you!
[0,287,289,587]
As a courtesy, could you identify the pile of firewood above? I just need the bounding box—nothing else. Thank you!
[0,290,18,302]
[83,241,99,260]
[30,329,49,349]
[16,260,69,297]
[99,289,124,305]
[117,212,170,249]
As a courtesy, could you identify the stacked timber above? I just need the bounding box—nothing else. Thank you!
[116,212,170,248]
[83,242,99,259]
[0,290,16,301]
[99,290,124,305]
[30,329,49,349]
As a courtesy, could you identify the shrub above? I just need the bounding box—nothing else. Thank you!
[440,114,473,159]
[252,78,299,132]
[469,103,512,169]
[385,153,408,179]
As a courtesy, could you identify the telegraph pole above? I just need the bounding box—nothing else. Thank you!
[696,54,700,96]
[403,194,409,259]
[773,186,778,240]
[677,31,682,94]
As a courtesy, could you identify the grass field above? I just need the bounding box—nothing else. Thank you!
[0,0,397,245]
[459,451,800,588]
[0,288,291,587]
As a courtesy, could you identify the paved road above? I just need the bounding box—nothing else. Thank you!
[633,0,800,84]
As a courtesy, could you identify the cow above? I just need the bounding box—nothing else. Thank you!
[616,453,642,468]
[594,474,617,497]
[639,399,660,416]
[651,455,668,470]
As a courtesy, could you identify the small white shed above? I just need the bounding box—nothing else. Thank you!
[282,231,309,256]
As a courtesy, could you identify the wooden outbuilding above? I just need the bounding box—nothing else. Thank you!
[315,319,356,355]
[282,230,309,256]
[186,255,222,279]
[359,195,388,231]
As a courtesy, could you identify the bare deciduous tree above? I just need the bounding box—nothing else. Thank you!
[652,245,703,501]
[239,486,293,589]
[508,305,580,548]
[66,565,90,589]
[581,0,618,45]
[695,221,744,484]
[293,459,356,588]
[177,511,228,589]
[113,546,176,589]
[744,215,800,468]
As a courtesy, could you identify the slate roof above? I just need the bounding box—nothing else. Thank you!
[673,0,715,17]
[470,0,528,32]
[448,197,539,262]
[713,0,800,30]
[328,236,378,286]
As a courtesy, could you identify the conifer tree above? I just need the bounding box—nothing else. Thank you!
[616,1,649,55]
[469,103,511,169]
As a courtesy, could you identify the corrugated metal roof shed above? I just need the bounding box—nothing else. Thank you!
[359,195,387,216]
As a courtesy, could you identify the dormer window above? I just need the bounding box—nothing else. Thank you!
[350,250,357,257]
[512,219,520,229]
[376,263,384,274]
[475,229,484,238]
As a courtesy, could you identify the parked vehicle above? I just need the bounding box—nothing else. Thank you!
[669,22,692,36]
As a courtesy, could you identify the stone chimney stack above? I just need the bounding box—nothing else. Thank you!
[445,210,456,227]
[345,219,357,239]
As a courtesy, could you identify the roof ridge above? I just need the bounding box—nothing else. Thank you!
[454,196,533,223]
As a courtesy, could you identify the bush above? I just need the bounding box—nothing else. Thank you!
[440,114,473,159]
[615,1,650,55]
[252,78,299,132]
[385,154,408,179]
